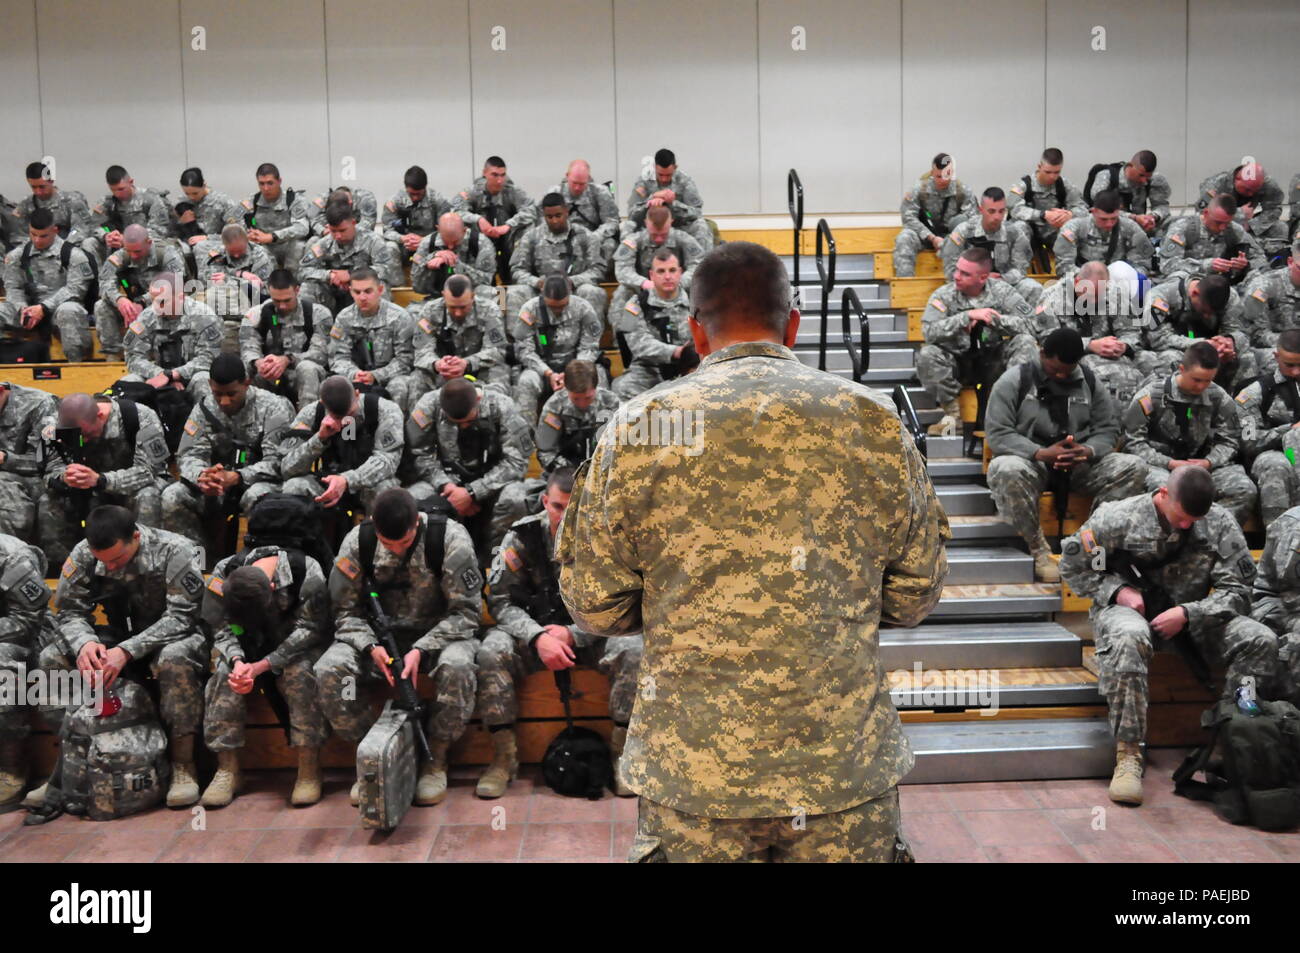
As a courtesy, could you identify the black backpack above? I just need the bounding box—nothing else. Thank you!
[1082,161,1124,207]
[542,669,614,799]
[103,379,193,455]
[19,239,99,311]
[241,493,336,576]
[357,504,448,586]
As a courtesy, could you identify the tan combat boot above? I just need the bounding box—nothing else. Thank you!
[1109,741,1144,805]
[291,747,322,806]
[927,398,961,437]
[1028,531,1060,583]
[415,740,450,805]
[609,726,634,798]
[199,750,242,808]
[0,739,28,808]
[167,735,201,808]
[475,729,519,799]
[21,780,48,810]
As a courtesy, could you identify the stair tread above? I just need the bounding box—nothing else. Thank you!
[903,717,1111,748]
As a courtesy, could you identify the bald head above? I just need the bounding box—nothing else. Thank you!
[438,212,465,245]
[1077,261,1109,282]
[122,224,150,247]
[565,159,592,196]
[1236,161,1266,196]
[58,393,99,427]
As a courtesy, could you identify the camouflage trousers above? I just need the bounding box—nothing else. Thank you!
[407,481,528,566]
[119,371,210,402]
[161,480,280,558]
[281,475,397,520]
[514,365,609,428]
[1141,463,1257,528]
[250,358,327,411]
[1251,451,1300,525]
[612,362,674,401]
[204,649,327,751]
[265,239,307,277]
[0,642,32,740]
[35,631,208,738]
[1248,603,1300,701]
[892,229,939,277]
[312,637,477,744]
[0,301,91,362]
[38,482,165,569]
[629,788,910,863]
[0,472,41,544]
[916,335,1040,404]
[1081,353,1144,407]
[92,299,129,356]
[1091,604,1279,742]
[504,283,609,326]
[987,452,1149,543]
[474,628,643,727]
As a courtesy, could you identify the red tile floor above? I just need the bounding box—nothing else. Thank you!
[1,751,1295,862]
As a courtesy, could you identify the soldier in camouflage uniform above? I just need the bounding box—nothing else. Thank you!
[0,382,56,544]
[199,224,274,346]
[410,212,499,298]
[1059,467,1277,805]
[941,187,1042,305]
[93,225,186,358]
[1137,273,1254,392]
[892,153,975,277]
[1122,341,1257,526]
[1033,263,1145,405]
[623,148,712,252]
[451,156,538,284]
[305,185,379,238]
[316,487,481,806]
[121,273,223,399]
[84,165,171,267]
[44,506,211,807]
[299,204,399,315]
[1234,330,1300,525]
[281,376,405,517]
[612,247,696,399]
[918,246,1038,434]
[611,206,704,313]
[1007,148,1086,269]
[1241,242,1300,363]
[381,165,452,268]
[476,468,642,798]
[511,276,606,427]
[1052,190,1154,279]
[162,355,295,557]
[200,547,329,808]
[325,268,416,414]
[537,360,621,475]
[554,159,620,268]
[0,534,49,807]
[405,378,533,565]
[985,328,1148,581]
[37,393,171,566]
[1250,504,1300,698]
[1196,162,1289,258]
[173,167,239,255]
[411,275,509,396]
[14,161,94,249]
[0,208,97,361]
[559,242,947,862]
[229,163,313,274]
[1158,196,1267,281]
[507,193,607,323]
[240,269,330,410]
[1086,152,1172,235]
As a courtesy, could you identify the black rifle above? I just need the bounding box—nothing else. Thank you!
[157,332,186,371]
[172,202,206,241]
[348,336,391,399]
[117,265,147,304]
[509,519,572,632]
[1037,378,1074,540]
[434,319,458,360]
[442,421,497,485]
[45,426,95,530]
[228,622,293,744]
[101,198,126,235]
[1108,550,1213,691]
[363,586,432,762]
[558,422,600,466]
[957,323,1016,458]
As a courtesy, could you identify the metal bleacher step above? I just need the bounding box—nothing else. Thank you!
[796,282,888,311]
[892,678,1101,710]
[946,515,1018,543]
[881,621,1083,670]
[925,457,984,481]
[900,718,1114,784]
[943,546,1033,585]
[794,347,915,372]
[931,583,1062,619]
[936,483,995,516]
[782,253,873,283]
[924,434,964,455]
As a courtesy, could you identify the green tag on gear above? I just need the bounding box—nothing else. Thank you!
[1288,448,1297,466]
[539,333,549,346]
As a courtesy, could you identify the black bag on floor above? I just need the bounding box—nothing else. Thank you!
[542,669,613,800]
[0,337,50,364]
[241,492,336,569]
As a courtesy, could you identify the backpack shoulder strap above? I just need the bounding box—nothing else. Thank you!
[117,398,140,448]
[1021,174,1034,201]
[1054,178,1067,207]
[1258,373,1278,418]
[20,241,33,271]
[1016,359,1036,406]
[301,300,314,342]
[358,520,378,582]
[422,512,447,581]
[363,391,381,437]
[1080,363,1097,392]
[59,241,73,270]
[285,548,307,610]
[310,401,325,433]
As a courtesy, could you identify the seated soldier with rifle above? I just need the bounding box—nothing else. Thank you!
[162,355,296,562]
[892,152,975,277]
[1052,190,1154,280]
[1250,503,1300,699]
[940,186,1042,306]
[93,224,185,359]
[281,375,405,521]
[405,378,534,567]
[37,392,170,567]
[536,359,621,476]
[410,274,509,397]
[315,487,482,807]
[121,271,223,401]
[612,247,697,400]
[985,328,1147,583]
[380,165,452,269]
[510,275,606,428]
[1137,273,1255,395]
[1060,466,1279,806]
[1235,329,1300,525]
[326,267,417,415]
[298,202,397,316]
[199,539,330,808]
[410,212,499,298]
[1159,195,1268,284]
[1007,147,1086,273]
[240,269,331,411]
[475,467,642,798]
[0,380,58,544]
[198,223,273,348]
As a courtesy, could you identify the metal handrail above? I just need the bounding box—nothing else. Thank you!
[787,169,804,287]
[840,287,869,384]
[815,218,836,371]
[893,383,928,460]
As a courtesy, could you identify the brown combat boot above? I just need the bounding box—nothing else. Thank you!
[199,750,242,808]
[415,740,450,805]
[475,729,519,799]
[167,734,201,808]
[1109,741,1144,805]
[927,399,961,437]
[291,747,322,806]
[1028,531,1060,583]
[609,726,635,797]
[0,739,27,808]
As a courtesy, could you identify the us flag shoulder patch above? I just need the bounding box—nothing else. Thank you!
[335,556,360,580]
